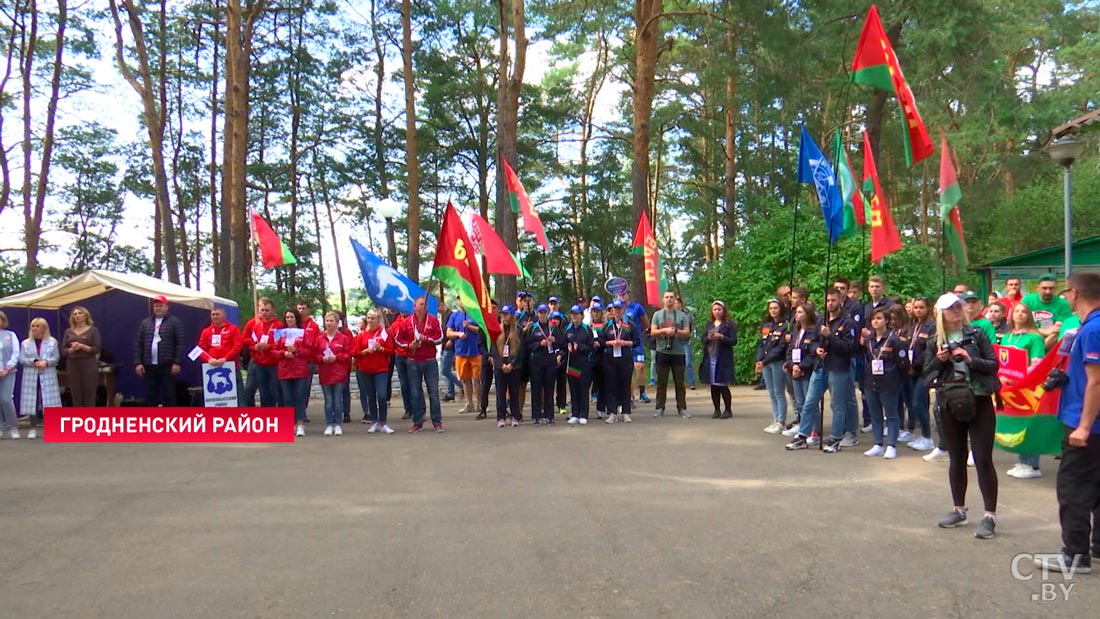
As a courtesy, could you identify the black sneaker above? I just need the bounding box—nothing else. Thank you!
[974,515,996,539]
[822,437,843,453]
[938,508,968,528]
[1034,554,1092,575]
[785,436,808,450]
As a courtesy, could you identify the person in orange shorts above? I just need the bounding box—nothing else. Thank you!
[446,299,483,414]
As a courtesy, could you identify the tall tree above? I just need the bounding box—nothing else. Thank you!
[494,0,526,304]
[400,0,420,281]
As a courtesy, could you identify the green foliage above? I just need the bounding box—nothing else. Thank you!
[0,257,35,298]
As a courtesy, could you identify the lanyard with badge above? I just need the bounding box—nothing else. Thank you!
[791,327,804,364]
[211,326,226,349]
[869,334,889,376]
[612,320,624,358]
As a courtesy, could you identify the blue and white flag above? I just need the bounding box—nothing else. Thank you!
[797,125,845,243]
[351,239,439,316]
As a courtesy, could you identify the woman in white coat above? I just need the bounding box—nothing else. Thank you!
[0,311,20,438]
[20,317,61,439]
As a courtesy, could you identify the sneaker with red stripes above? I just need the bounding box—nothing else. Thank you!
[408,423,423,433]
[433,423,445,433]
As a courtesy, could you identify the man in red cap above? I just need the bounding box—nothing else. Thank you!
[198,305,244,405]
[133,295,185,406]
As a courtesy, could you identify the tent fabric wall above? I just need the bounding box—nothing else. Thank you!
[0,271,239,406]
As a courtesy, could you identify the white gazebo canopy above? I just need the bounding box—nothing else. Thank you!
[0,269,237,311]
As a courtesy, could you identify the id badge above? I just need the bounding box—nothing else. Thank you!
[368,338,378,350]
[503,344,510,357]
[211,334,223,348]
[259,334,269,345]
[791,348,802,363]
[871,359,885,375]
[613,345,623,358]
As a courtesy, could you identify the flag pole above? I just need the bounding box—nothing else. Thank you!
[940,218,947,293]
[788,190,800,290]
[248,211,259,316]
[820,240,834,451]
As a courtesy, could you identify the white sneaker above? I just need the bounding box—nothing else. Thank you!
[923,447,949,462]
[367,422,380,434]
[622,414,632,423]
[864,445,886,457]
[567,417,579,425]
[764,422,783,434]
[323,425,334,436]
[295,424,305,437]
[967,451,975,467]
[27,429,36,440]
[677,409,691,419]
[605,414,617,424]
[381,424,395,434]
[8,429,19,439]
[860,423,872,434]
[907,437,935,451]
[884,446,898,460]
[333,425,343,436]
[807,435,821,447]
[839,433,859,447]
[781,425,800,437]
[457,404,469,414]
[1012,466,1043,479]
[579,418,588,425]
[897,430,914,442]
[595,411,605,419]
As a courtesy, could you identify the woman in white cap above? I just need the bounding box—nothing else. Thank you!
[925,292,1000,539]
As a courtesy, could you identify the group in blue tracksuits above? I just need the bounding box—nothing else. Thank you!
[563,305,596,424]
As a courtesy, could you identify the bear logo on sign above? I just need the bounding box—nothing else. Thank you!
[206,367,234,395]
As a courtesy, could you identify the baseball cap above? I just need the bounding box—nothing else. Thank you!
[152,295,169,304]
[610,299,624,308]
[549,296,559,303]
[500,304,516,314]
[591,302,603,311]
[934,293,964,311]
[536,303,549,312]
[569,304,584,314]
[517,290,529,298]
[961,291,980,301]
[592,295,602,302]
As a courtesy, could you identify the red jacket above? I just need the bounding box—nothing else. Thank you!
[393,313,444,362]
[243,317,284,367]
[198,322,243,363]
[390,319,409,358]
[274,329,315,380]
[352,327,394,374]
[314,331,352,385]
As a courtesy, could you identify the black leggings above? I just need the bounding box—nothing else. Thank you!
[710,385,731,413]
[941,394,998,513]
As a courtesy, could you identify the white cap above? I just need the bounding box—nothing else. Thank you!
[934,293,963,311]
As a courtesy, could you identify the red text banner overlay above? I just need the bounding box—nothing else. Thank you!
[43,408,296,443]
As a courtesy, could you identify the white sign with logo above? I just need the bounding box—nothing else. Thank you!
[202,361,239,408]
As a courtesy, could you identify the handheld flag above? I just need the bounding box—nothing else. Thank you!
[471,213,521,276]
[250,210,297,268]
[350,239,438,316]
[631,211,661,307]
[995,345,1066,455]
[502,158,549,250]
[939,132,968,269]
[797,126,845,243]
[433,202,502,344]
[850,4,935,166]
[862,131,903,263]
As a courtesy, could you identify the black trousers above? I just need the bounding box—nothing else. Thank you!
[143,364,176,406]
[1058,426,1100,563]
[605,358,633,415]
[591,362,605,413]
[480,355,493,413]
[568,368,592,419]
[655,351,687,411]
[555,365,568,410]
[495,367,522,421]
[529,363,557,421]
[941,395,998,513]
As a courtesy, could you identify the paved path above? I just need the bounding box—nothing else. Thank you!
[1,387,1094,618]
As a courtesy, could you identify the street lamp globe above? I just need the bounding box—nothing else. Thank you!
[1046,135,1085,168]
[376,198,401,220]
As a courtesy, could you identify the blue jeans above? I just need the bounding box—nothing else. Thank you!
[866,389,900,447]
[1019,454,1040,468]
[762,361,788,423]
[684,342,695,385]
[441,348,458,397]
[407,359,442,426]
[252,363,279,407]
[792,375,810,425]
[280,378,309,422]
[799,368,853,440]
[848,358,862,434]
[358,370,390,424]
[395,355,412,415]
[321,383,345,426]
[905,375,931,437]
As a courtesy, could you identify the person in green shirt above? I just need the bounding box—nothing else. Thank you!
[1002,303,1048,480]
[964,292,996,343]
[1021,275,1073,345]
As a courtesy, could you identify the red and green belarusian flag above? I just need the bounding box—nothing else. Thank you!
[502,158,549,250]
[939,132,968,268]
[631,210,661,307]
[863,131,903,264]
[250,210,297,268]
[850,4,935,167]
[433,202,502,343]
[833,132,868,236]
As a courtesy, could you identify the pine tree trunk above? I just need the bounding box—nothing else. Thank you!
[630,0,661,305]
[722,34,738,247]
[20,0,38,275]
[494,0,526,304]
[400,0,420,281]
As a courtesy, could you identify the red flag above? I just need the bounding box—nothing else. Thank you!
[850,5,935,166]
[631,211,660,306]
[471,214,521,276]
[501,158,549,250]
[862,132,903,264]
[432,203,501,344]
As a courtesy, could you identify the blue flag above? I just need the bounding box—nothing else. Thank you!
[797,126,845,243]
[351,238,439,316]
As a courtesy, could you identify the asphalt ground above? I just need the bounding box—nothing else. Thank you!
[1,386,1096,618]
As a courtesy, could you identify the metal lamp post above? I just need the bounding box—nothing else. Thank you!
[376,198,401,269]
[1045,135,1085,278]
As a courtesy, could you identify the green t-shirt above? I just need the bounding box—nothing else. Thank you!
[1059,314,1081,339]
[999,331,1047,362]
[651,309,690,355]
[971,317,996,343]
[1020,293,1072,331]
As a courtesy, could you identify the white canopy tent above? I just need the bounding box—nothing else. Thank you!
[0,269,236,310]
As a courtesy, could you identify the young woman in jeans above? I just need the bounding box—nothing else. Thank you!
[352,309,396,435]
[925,293,1001,540]
[861,307,909,459]
[315,312,352,437]
[755,299,790,434]
[782,302,820,440]
[275,309,313,437]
